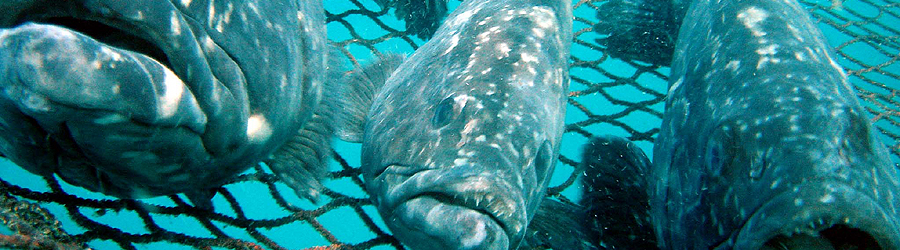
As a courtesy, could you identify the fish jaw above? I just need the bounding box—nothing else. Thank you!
[0,0,325,198]
[724,180,900,250]
[369,164,529,250]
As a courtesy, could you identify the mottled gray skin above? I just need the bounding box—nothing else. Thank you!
[653,0,900,249]
[359,0,571,249]
[0,0,327,199]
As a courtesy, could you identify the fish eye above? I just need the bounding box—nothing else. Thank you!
[533,140,553,180]
[432,96,455,128]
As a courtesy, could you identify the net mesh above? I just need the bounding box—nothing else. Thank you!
[1,0,898,249]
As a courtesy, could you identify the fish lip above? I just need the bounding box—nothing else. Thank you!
[725,181,900,250]
[12,9,173,67]
[8,3,227,134]
[373,164,528,248]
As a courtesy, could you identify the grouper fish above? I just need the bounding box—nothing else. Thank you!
[584,0,900,249]
[580,135,656,250]
[0,0,336,204]
[374,0,449,39]
[336,0,572,248]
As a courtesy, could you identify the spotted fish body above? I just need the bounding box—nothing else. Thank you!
[653,0,900,249]
[339,0,572,249]
[0,0,329,200]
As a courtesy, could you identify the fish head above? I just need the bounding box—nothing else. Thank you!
[363,89,563,250]
[363,90,561,249]
[695,95,900,249]
[359,0,571,249]
[0,0,326,197]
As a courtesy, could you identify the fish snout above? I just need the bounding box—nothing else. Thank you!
[373,165,529,250]
[730,181,900,250]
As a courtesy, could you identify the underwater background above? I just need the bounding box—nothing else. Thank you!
[1,0,898,249]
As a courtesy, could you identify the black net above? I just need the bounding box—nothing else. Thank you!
[1,0,898,249]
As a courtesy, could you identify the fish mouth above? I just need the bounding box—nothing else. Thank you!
[35,16,171,68]
[725,181,900,250]
[8,3,176,73]
[373,164,527,249]
[0,2,246,196]
[1,1,222,133]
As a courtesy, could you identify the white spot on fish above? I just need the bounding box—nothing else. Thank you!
[158,69,184,118]
[477,30,492,43]
[202,37,216,52]
[757,57,781,69]
[820,193,835,203]
[99,46,122,62]
[756,44,779,55]
[521,53,537,63]
[460,217,488,248]
[669,77,684,94]
[496,42,511,58]
[532,6,556,29]
[444,34,460,55]
[452,9,476,27]
[207,2,216,28]
[737,7,769,37]
[454,94,470,110]
[794,51,806,62]
[171,12,181,36]
[20,91,50,113]
[247,114,272,143]
[532,27,545,38]
[214,3,235,33]
[462,119,479,136]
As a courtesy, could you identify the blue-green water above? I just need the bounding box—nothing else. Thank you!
[1,0,898,249]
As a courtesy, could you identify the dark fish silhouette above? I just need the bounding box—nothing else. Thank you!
[375,0,449,39]
[581,135,656,250]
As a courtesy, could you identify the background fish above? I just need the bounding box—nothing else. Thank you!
[0,0,334,204]
[580,135,656,250]
[593,0,687,65]
[337,0,573,248]
[375,0,449,40]
[650,0,900,249]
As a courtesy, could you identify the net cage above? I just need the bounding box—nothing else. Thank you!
[0,0,898,249]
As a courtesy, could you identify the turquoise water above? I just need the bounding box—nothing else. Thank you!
[1,0,898,249]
